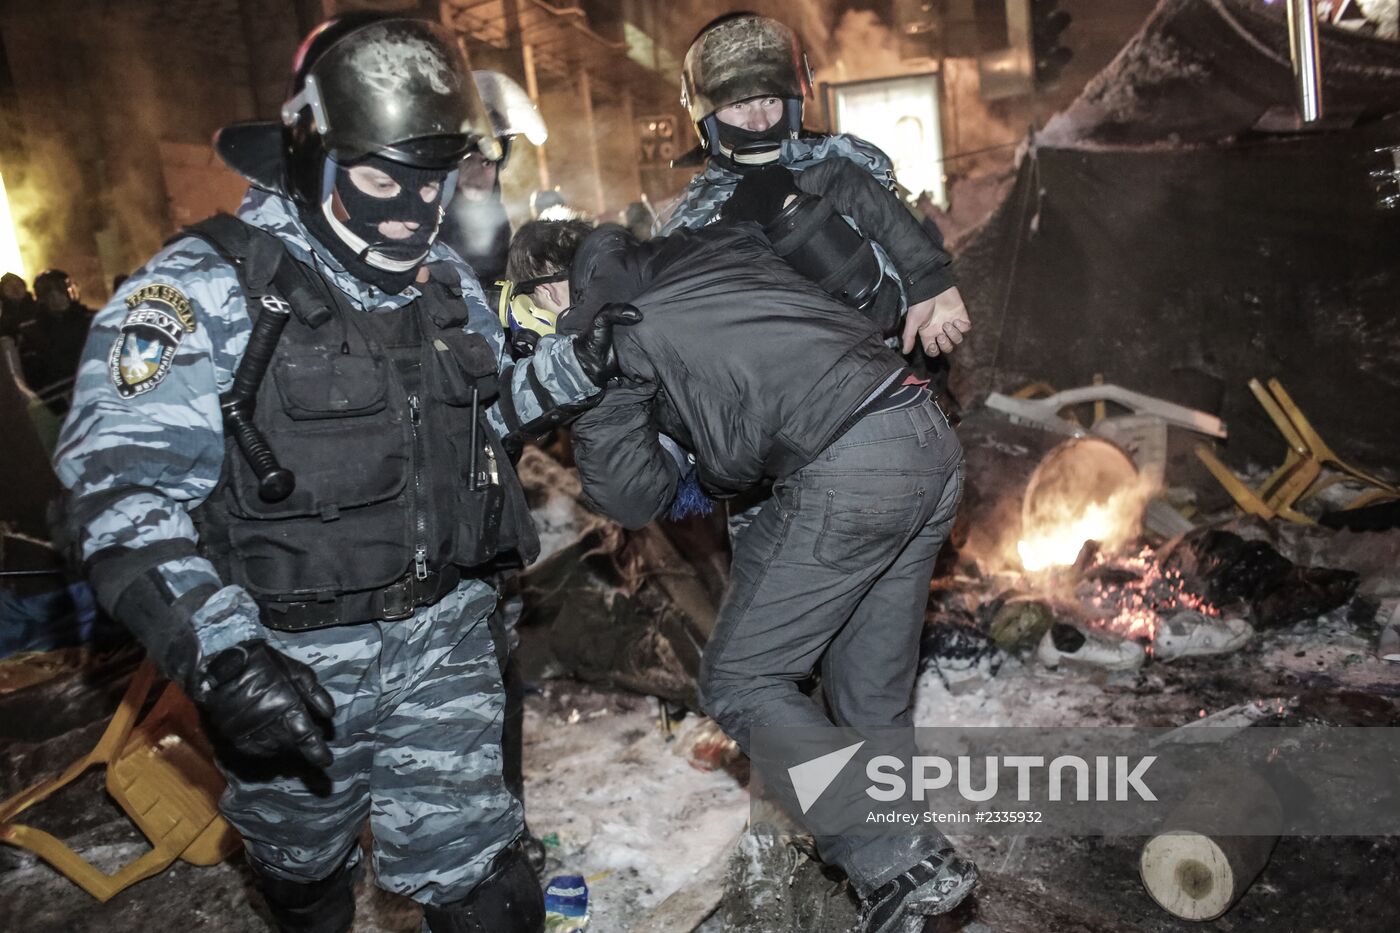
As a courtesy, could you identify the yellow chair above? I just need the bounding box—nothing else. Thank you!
[1196,377,1399,524]
[0,660,240,901]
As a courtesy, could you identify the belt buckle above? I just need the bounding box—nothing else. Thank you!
[379,575,416,621]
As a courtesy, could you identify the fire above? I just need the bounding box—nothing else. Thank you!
[1017,486,1145,572]
[0,171,26,279]
[1015,436,1147,573]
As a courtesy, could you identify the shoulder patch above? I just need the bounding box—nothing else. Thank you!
[126,283,196,333]
[107,292,192,398]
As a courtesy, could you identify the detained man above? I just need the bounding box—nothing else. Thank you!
[506,218,977,933]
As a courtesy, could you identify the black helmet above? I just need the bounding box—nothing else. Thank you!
[215,14,497,203]
[681,14,811,149]
[33,269,77,309]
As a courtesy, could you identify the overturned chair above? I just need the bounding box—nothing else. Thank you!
[1196,377,1400,524]
[0,660,240,900]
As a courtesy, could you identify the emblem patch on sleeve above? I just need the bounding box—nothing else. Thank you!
[107,285,196,398]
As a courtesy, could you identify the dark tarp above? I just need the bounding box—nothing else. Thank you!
[954,0,1400,467]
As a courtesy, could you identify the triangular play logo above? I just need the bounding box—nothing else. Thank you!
[788,741,865,814]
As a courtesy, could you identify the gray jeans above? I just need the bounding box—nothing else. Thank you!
[699,397,963,894]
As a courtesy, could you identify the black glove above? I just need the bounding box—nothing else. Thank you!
[573,302,642,388]
[720,164,803,227]
[197,640,336,769]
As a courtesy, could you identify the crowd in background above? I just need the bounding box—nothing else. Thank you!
[0,268,96,415]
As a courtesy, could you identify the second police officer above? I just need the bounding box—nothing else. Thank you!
[661,12,972,364]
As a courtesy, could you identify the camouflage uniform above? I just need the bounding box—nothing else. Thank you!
[54,187,597,905]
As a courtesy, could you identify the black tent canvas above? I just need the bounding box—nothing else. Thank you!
[955,0,1400,466]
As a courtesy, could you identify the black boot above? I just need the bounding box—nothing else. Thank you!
[422,845,545,933]
[248,856,355,933]
[855,848,978,933]
[515,824,548,877]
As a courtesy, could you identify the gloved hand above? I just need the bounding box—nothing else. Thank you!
[572,302,642,388]
[720,164,803,227]
[197,640,336,769]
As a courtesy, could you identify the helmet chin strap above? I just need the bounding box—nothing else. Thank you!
[705,101,802,168]
[722,143,783,167]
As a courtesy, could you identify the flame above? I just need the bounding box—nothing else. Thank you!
[1017,486,1145,572]
[0,171,26,279]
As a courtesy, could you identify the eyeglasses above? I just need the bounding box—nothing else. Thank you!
[508,271,568,295]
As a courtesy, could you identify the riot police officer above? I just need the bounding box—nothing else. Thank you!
[439,69,548,287]
[54,14,632,933]
[660,12,971,360]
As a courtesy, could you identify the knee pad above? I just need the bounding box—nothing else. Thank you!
[422,845,544,933]
[249,854,355,933]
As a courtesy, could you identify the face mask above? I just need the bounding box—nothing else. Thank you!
[714,114,790,167]
[303,154,457,292]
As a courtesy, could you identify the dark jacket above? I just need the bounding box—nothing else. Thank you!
[564,223,906,530]
[790,158,954,305]
[20,305,92,393]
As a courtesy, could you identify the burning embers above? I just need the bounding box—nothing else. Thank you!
[1075,545,1221,646]
[939,419,1361,676]
[1004,541,1248,672]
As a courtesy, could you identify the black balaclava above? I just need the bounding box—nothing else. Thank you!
[708,107,794,173]
[302,153,457,294]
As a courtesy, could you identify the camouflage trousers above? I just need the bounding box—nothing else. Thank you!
[216,579,521,907]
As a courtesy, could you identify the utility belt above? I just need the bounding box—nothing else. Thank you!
[257,564,468,632]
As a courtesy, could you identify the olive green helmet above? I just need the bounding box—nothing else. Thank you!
[681,13,812,146]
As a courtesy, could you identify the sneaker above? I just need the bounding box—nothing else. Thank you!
[856,850,979,933]
[1152,611,1252,661]
[1036,621,1145,671]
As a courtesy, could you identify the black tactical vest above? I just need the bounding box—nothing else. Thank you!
[185,215,538,631]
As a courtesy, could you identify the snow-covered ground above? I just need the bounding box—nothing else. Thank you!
[521,687,748,931]
[516,659,1128,929]
[523,603,1400,929]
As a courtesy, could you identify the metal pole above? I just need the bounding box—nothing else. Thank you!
[621,86,643,202]
[579,67,607,216]
[521,43,551,190]
[1286,0,1324,123]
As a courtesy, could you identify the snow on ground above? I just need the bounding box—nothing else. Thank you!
[521,686,748,931]
[913,655,1130,729]
[515,615,1389,929]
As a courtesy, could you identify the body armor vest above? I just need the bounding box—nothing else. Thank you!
[185,215,538,631]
